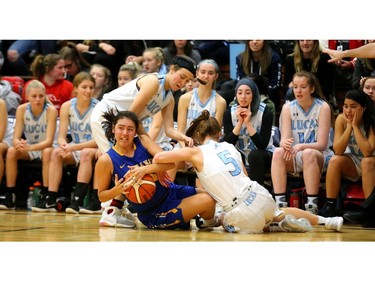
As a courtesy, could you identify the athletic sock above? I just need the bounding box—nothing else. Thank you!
[317,216,327,225]
[110,199,124,209]
[275,194,287,207]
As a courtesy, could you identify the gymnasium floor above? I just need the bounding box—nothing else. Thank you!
[1,209,374,242]
[1,209,373,281]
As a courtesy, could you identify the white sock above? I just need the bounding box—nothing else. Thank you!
[317,215,327,225]
[275,195,287,207]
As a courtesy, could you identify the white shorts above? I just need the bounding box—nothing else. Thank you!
[292,148,334,175]
[344,153,363,181]
[223,182,281,234]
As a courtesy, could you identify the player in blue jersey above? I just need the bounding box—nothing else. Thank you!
[93,109,222,229]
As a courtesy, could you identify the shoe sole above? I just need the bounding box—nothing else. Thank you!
[31,207,57,212]
[0,206,15,210]
[65,208,79,214]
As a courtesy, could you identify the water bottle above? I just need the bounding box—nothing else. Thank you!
[27,186,36,210]
[33,181,42,205]
[289,191,300,208]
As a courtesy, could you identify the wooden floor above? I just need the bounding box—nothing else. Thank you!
[1,209,374,281]
[1,209,375,242]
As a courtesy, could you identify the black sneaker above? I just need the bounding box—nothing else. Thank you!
[318,203,338,217]
[31,200,57,212]
[0,193,15,210]
[195,215,222,229]
[65,200,80,214]
[343,209,374,224]
[79,200,102,214]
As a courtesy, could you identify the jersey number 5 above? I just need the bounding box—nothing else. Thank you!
[217,150,241,177]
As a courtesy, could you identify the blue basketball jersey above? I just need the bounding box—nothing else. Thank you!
[107,137,169,214]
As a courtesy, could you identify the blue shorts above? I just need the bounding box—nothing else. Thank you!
[137,183,197,230]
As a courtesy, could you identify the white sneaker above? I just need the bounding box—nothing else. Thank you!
[99,206,136,228]
[305,203,318,215]
[279,214,313,232]
[325,217,343,232]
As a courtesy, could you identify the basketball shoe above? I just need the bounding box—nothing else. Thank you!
[0,193,15,210]
[324,217,343,232]
[79,200,103,214]
[279,215,313,232]
[31,195,57,212]
[99,206,136,228]
[305,203,318,215]
[195,213,223,229]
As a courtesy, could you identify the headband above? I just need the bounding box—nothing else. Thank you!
[173,56,197,77]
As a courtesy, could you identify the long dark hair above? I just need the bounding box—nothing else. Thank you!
[186,109,221,145]
[101,108,139,143]
[344,89,375,136]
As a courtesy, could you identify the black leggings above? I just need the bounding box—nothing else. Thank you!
[247,149,273,186]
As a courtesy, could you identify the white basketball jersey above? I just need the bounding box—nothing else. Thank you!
[289,98,332,150]
[69,97,98,143]
[4,115,15,146]
[186,89,217,131]
[230,102,274,156]
[102,73,172,122]
[23,103,50,145]
[345,124,375,157]
[196,140,254,211]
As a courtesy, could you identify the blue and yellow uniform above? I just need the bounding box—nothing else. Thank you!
[108,137,196,229]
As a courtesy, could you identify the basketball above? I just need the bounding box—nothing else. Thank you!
[126,174,156,204]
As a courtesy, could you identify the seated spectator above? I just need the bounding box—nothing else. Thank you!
[162,40,202,66]
[319,89,375,217]
[170,59,226,180]
[221,78,275,188]
[117,61,142,87]
[59,41,91,82]
[141,47,168,75]
[283,40,336,109]
[352,40,375,90]
[23,53,74,115]
[89,63,112,101]
[0,80,58,210]
[219,40,282,110]
[361,76,375,104]
[271,71,334,215]
[31,72,100,213]
[6,40,59,76]
[0,98,13,192]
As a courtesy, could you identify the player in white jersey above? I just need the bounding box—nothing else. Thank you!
[319,89,375,219]
[177,59,226,135]
[272,71,334,215]
[0,99,14,194]
[90,55,196,153]
[0,80,58,210]
[31,72,100,214]
[170,59,226,181]
[222,77,275,187]
[140,48,174,152]
[153,110,343,233]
